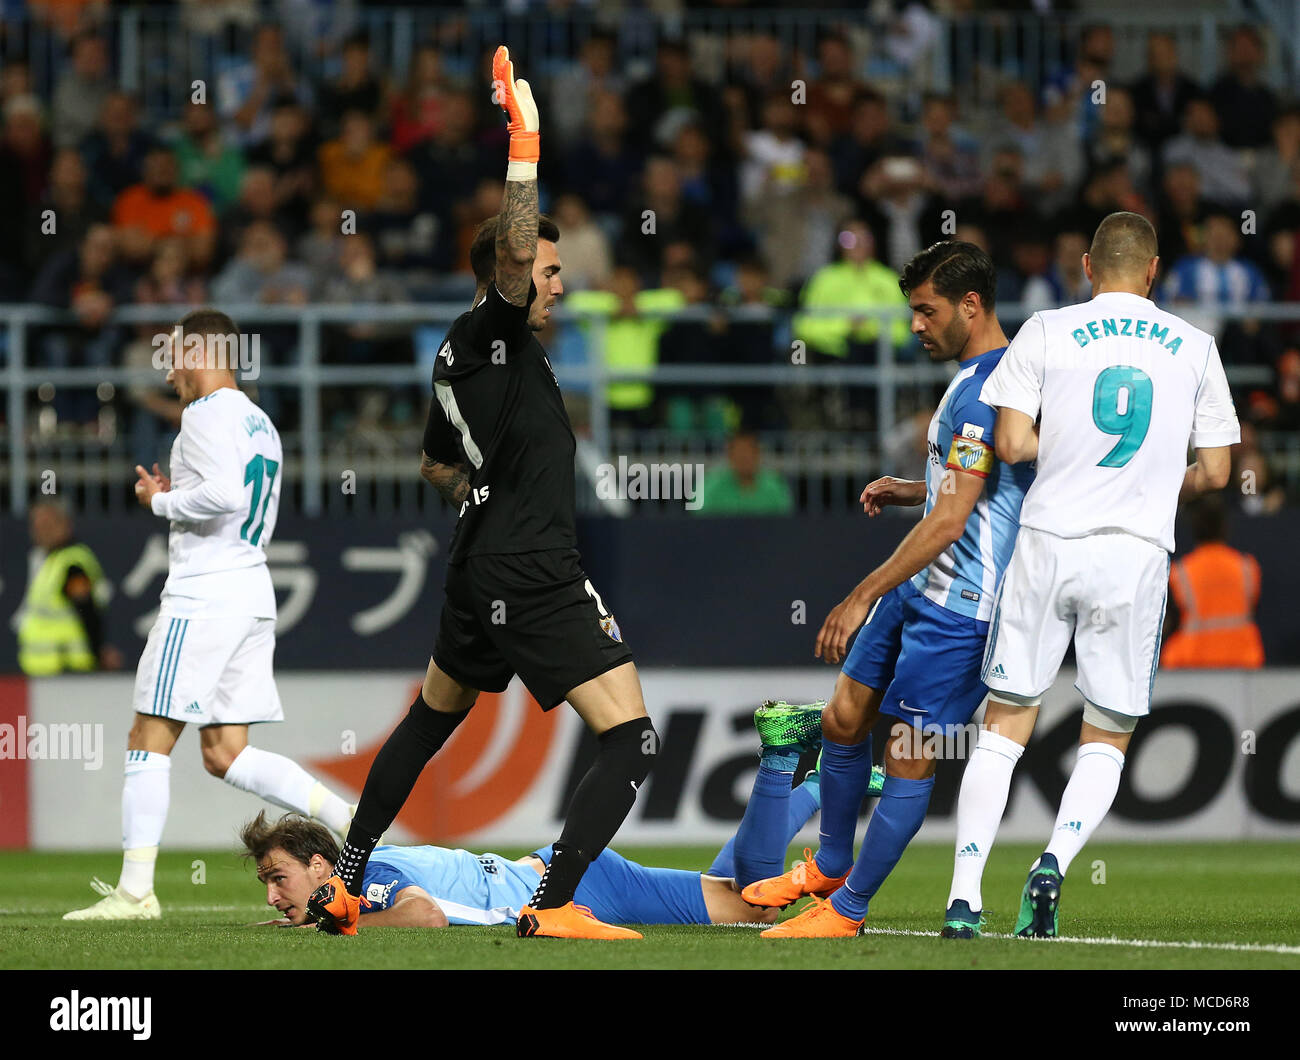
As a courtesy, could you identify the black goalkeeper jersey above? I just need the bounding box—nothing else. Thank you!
[423,278,578,562]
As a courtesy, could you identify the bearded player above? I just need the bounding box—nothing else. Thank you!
[307,47,659,941]
[743,242,1035,938]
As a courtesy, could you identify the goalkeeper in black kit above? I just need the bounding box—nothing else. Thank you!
[306,46,659,940]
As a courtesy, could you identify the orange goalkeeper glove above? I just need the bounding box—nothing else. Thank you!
[492,45,539,179]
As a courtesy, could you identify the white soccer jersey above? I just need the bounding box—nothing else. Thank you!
[980,291,1240,552]
[149,387,281,618]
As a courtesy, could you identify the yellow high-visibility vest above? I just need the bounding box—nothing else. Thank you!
[17,543,105,675]
[568,288,686,411]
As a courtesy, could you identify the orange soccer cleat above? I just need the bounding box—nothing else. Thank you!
[306,875,363,936]
[760,895,863,939]
[741,848,849,908]
[516,902,643,940]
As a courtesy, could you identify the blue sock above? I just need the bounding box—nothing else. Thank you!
[731,756,798,888]
[831,774,934,921]
[815,737,872,877]
[708,772,823,878]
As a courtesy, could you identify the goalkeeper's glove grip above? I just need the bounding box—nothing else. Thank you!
[493,45,539,181]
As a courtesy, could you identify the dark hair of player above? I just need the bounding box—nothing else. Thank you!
[176,307,241,342]
[898,240,997,310]
[239,810,339,868]
[1087,211,1159,279]
[469,213,560,289]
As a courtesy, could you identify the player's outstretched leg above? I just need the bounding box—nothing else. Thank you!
[201,725,353,837]
[517,664,656,940]
[763,722,936,939]
[742,675,881,908]
[65,714,181,920]
[306,663,476,934]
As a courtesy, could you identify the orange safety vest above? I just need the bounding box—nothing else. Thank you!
[1161,543,1264,669]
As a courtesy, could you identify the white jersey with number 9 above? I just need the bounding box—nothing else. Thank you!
[980,291,1239,553]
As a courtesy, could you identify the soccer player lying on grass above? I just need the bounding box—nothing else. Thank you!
[243,703,884,929]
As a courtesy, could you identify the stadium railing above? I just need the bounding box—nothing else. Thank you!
[0,301,1292,517]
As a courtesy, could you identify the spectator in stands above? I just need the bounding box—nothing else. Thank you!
[1086,85,1151,199]
[451,177,504,278]
[1162,96,1251,208]
[210,219,309,305]
[671,120,740,244]
[1161,495,1264,669]
[1130,30,1199,154]
[318,108,391,212]
[363,156,440,281]
[727,30,791,131]
[959,145,1031,266]
[550,193,612,292]
[548,29,624,150]
[0,54,33,108]
[1212,24,1278,150]
[694,431,794,515]
[1042,22,1114,147]
[625,38,727,150]
[411,89,492,257]
[245,96,316,236]
[1253,106,1300,217]
[1232,423,1288,515]
[1155,160,1207,266]
[218,23,313,147]
[2,93,52,207]
[1164,208,1270,306]
[17,500,120,676]
[716,255,786,429]
[564,264,684,430]
[389,43,450,154]
[1052,159,1147,252]
[29,223,131,423]
[913,92,981,203]
[987,81,1080,209]
[744,146,854,290]
[803,31,863,143]
[854,154,945,276]
[298,194,344,281]
[617,154,714,285]
[79,90,155,205]
[317,30,388,140]
[169,100,246,213]
[217,165,283,267]
[558,89,644,221]
[111,146,217,269]
[828,88,905,201]
[1021,228,1092,311]
[792,218,909,365]
[316,232,411,363]
[51,31,111,150]
[740,93,807,209]
[23,147,106,277]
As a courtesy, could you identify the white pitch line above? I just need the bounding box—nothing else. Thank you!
[856,925,1300,956]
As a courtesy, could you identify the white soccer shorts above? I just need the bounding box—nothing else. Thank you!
[981,526,1170,718]
[131,614,284,726]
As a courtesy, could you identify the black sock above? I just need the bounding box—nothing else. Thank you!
[337,692,470,895]
[528,717,658,910]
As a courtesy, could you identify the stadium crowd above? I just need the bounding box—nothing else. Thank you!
[0,8,1297,504]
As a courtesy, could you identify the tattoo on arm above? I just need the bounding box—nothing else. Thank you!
[495,178,537,306]
[420,451,471,506]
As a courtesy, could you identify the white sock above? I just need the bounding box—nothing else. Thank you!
[947,729,1024,912]
[223,746,352,834]
[1044,742,1126,876]
[120,750,170,899]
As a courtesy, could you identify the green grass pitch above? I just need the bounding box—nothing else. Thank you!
[2,842,1297,970]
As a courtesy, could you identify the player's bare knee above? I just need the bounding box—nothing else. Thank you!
[823,691,875,744]
[201,743,236,778]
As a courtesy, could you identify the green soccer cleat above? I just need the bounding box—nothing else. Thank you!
[754,700,826,751]
[1014,854,1062,938]
[939,899,984,939]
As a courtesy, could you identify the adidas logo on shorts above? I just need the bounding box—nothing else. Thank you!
[988,663,1008,680]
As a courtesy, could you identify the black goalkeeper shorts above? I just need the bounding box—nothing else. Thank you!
[432,548,634,711]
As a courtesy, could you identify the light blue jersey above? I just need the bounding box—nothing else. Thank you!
[911,346,1034,622]
[361,845,539,925]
